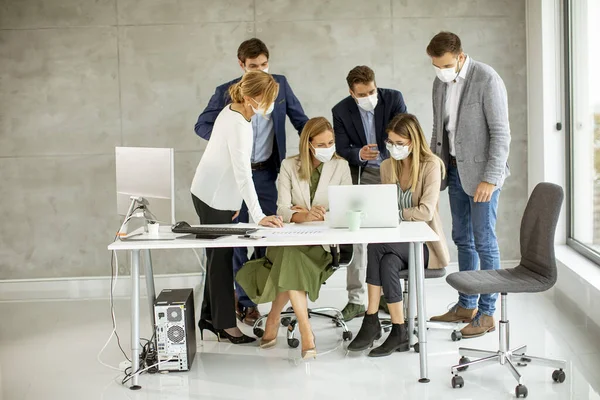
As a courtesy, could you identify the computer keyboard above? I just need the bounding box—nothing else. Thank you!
[171,221,257,237]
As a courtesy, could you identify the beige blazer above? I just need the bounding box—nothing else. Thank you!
[380,157,450,269]
[277,156,352,251]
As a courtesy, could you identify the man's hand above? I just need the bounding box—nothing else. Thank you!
[359,144,379,161]
[232,210,240,221]
[474,182,495,203]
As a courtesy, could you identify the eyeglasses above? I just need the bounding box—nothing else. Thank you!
[385,139,408,146]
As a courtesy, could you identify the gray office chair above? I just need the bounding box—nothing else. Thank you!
[380,267,457,353]
[253,244,355,347]
[447,183,566,398]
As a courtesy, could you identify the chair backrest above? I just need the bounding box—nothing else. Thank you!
[519,182,564,286]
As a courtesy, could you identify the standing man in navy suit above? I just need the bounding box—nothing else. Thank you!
[332,65,407,322]
[194,38,309,326]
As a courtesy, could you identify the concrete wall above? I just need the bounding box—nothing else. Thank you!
[0,0,526,279]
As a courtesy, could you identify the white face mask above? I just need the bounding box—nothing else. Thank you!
[245,67,269,74]
[250,99,275,118]
[311,144,336,163]
[356,93,378,112]
[434,57,461,83]
[386,142,411,161]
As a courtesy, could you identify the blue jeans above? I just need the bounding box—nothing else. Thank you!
[233,167,278,308]
[448,165,501,316]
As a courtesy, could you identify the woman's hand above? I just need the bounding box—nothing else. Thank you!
[307,205,326,222]
[232,210,240,221]
[290,205,326,223]
[259,215,284,228]
[291,205,308,213]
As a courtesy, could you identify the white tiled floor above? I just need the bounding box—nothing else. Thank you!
[1,275,599,400]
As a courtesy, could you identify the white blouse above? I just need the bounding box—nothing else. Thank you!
[191,106,265,223]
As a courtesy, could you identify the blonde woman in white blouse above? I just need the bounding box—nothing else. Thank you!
[191,71,283,344]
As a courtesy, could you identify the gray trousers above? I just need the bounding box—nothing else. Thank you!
[346,167,380,305]
[366,242,429,304]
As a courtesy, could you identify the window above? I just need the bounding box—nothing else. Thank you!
[567,0,600,264]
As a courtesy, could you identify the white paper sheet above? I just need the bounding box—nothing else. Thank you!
[255,223,328,237]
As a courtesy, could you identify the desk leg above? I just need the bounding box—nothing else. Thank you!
[143,249,156,331]
[407,244,417,348]
[414,242,429,383]
[130,249,142,390]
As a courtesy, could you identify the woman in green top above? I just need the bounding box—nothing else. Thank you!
[236,117,352,359]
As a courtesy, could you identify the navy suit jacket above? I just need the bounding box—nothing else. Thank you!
[194,74,308,169]
[332,88,407,170]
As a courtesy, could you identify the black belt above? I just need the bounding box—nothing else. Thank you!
[449,156,457,167]
[251,161,271,171]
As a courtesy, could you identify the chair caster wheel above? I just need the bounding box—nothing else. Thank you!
[451,330,462,341]
[413,343,420,353]
[552,369,566,383]
[253,328,264,338]
[515,384,528,398]
[451,375,464,388]
[342,331,353,341]
[287,338,299,348]
[281,317,291,327]
[457,356,470,371]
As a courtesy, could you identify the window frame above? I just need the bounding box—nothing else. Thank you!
[565,0,600,266]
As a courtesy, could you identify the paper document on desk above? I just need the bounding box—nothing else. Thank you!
[256,224,328,237]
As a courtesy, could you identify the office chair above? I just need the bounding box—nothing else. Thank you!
[447,183,566,398]
[253,244,355,348]
[380,267,460,353]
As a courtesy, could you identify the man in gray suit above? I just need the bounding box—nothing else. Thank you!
[427,32,511,338]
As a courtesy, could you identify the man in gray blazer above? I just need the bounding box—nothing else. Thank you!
[426,32,511,339]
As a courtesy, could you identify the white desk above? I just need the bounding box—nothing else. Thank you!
[108,221,438,388]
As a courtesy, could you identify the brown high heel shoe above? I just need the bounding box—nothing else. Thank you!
[260,337,277,349]
[301,332,317,360]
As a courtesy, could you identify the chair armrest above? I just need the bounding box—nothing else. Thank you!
[330,245,339,268]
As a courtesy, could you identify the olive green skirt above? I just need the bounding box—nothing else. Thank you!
[235,245,334,304]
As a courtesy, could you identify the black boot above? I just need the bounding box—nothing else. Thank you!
[368,323,409,357]
[347,313,382,351]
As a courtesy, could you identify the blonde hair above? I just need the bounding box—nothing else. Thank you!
[386,113,445,191]
[228,71,279,112]
[296,117,339,181]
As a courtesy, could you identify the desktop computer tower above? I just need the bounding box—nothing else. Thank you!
[154,288,196,371]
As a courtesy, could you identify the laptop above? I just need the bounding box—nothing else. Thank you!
[328,184,399,229]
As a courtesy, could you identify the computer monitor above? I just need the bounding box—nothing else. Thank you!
[115,147,175,227]
[328,184,399,229]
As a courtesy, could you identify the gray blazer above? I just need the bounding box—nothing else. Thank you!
[430,58,511,197]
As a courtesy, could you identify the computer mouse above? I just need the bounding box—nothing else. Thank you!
[173,221,191,229]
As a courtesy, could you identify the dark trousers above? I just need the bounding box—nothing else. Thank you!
[366,242,429,304]
[232,167,278,308]
[192,194,236,330]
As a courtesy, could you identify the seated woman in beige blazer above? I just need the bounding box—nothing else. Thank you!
[236,117,351,359]
[348,113,450,357]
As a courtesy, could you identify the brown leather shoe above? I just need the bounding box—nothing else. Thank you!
[242,307,261,326]
[460,314,496,338]
[429,304,477,323]
[234,293,245,322]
